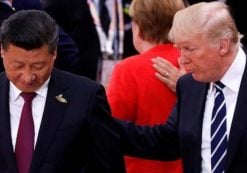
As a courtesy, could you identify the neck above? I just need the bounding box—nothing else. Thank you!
[137,40,157,53]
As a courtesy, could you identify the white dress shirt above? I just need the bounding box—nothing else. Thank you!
[201,47,246,173]
[9,78,50,150]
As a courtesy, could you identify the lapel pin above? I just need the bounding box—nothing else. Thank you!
[55,94,68,103]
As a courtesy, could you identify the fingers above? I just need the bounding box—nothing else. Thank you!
[152,57,172,77]
[152,57,173,68]
[152,57,185,93]
[152,63,169,78]
[164,72,169,78]
[152,57,180,78]
[154,72,176,93]
[178,57,186,74]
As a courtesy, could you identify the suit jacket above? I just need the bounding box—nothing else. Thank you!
[0,69,125,173]
[118,53,247,173]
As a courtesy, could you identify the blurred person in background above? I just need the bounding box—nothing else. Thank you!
[0,0,14,24]
[0,0,15,72]
[106,0,185,172]
[43,0,101,80]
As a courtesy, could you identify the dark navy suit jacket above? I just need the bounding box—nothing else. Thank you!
[0,69,126,173]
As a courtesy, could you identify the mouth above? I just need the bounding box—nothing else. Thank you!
[185,67,193,73]
[20,81,35,88]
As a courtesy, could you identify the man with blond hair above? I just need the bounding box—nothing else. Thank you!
[118,2,247,173]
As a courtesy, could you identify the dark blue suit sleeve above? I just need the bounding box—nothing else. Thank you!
[87,85,126,173]
[116,105,181,161]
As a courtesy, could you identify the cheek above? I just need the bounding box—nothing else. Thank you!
[193,52,211,67]
[197,59,218,78]
[5,71,22,85]
[5,68,20,77]
[38,65,53,80]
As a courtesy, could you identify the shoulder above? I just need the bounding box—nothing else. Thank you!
[51,68,102,91]
[118,54,141,65]
[176,73,208,98]
[116,53,154,72]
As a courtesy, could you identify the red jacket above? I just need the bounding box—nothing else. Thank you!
[107,44,183,173]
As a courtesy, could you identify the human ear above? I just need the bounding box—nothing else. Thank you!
[218,38,230,56]
[53,49,57,60]
[0,45,4,59]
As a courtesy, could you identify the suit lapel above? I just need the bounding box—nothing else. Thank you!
[181,77,209,142]
[0,73,18,173]
[187,82,208,173]
[30,70,69,172]
[226,61,247,169]
[189,83,208,132]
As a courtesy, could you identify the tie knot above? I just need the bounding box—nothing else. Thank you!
[214,81,225,90]
[21,92,36,102]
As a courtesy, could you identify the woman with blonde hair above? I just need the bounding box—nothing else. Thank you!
[107,0,185,172]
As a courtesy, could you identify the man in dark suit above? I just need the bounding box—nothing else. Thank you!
[0,10,125,173]
[0,0,15,72]
[118,2,247,173]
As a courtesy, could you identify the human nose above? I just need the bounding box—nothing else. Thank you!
[21,68,36,82]
[179,56,191,65]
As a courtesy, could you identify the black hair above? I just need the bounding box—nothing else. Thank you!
[0,9,59,53]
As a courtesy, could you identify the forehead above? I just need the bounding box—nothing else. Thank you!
[3,44,50,56]
[2,44,54,64]
[174,35,207,47]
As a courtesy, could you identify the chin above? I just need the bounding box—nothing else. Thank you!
[192,73,206,82]
[17,84,38,93]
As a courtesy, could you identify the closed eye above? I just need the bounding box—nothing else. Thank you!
[32,63,46,70]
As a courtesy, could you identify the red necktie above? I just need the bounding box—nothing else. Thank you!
[15,92,36,173]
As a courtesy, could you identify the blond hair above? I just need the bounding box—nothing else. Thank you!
[169,2,241,48]
[129,0,185,44]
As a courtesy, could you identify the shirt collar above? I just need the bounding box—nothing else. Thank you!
[221,46,246,93]
[208,46,246,93]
